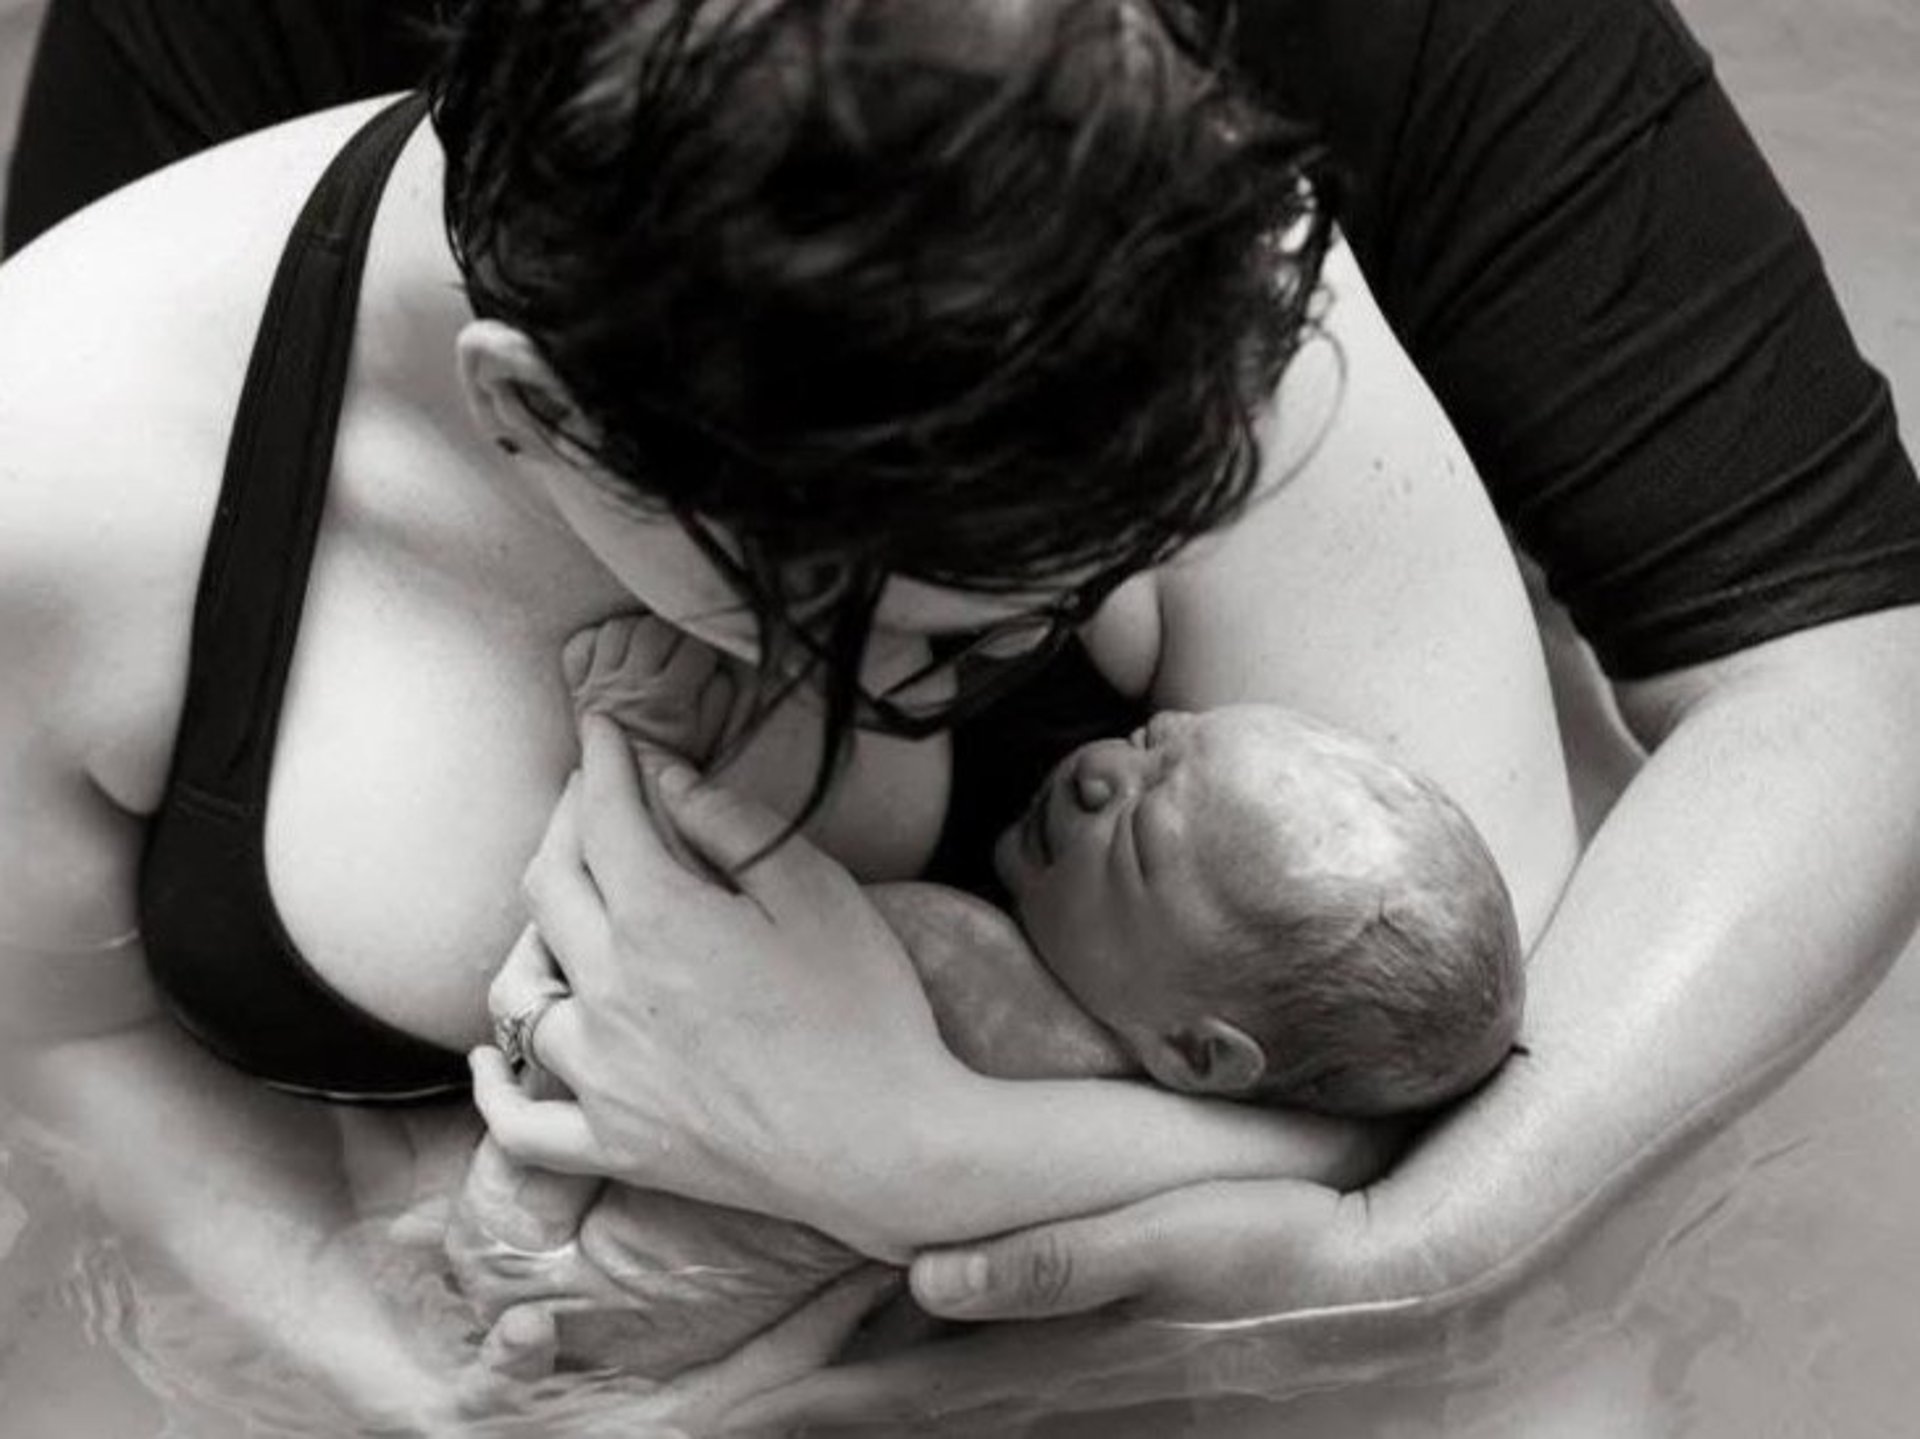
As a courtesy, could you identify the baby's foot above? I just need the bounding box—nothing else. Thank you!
[562,612,736,764]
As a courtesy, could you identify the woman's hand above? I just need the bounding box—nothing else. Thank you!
[729,1178,1469,1434]
[474,714,977,1258]
[903,1178,1414,1323]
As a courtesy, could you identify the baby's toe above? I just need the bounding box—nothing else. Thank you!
[564,612,663,702]
[561,627,598,694]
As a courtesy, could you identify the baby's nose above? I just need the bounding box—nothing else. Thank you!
[1069,742,1141,813]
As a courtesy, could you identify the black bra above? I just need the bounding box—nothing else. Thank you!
[139,95,468,1102]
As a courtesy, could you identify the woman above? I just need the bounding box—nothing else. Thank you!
[0,0,1577,1431]
[464,0,1920,1429]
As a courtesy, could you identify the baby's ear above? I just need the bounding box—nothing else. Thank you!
[1142,1017,1267,1097]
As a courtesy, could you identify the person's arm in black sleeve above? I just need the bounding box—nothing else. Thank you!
[732,0,1920,1404]
[5,0,442,255]
[1358,0,1920,672]
[1309,0,1920,1313]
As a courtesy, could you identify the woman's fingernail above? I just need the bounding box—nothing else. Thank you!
[658,763,696,797]
[916,1252,989,1307]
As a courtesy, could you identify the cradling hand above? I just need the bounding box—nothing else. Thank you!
[728,1176,1480,1434]
[473,715,980,1259]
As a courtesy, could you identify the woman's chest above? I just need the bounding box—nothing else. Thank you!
[260,544,952,1050]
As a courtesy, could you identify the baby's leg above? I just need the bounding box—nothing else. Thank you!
[445,1064,611,1329]
[446,616,752,1371]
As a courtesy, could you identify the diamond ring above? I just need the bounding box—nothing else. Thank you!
[492,977,571,1074]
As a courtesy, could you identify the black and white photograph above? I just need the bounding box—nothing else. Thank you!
[2,1,1917,1434]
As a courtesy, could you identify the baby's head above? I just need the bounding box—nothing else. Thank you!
[993,705,1522,1116]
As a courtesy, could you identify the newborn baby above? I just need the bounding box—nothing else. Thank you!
[980,700,1523,1115]
[446,616,1523,1377]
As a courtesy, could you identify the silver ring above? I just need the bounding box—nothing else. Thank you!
[492,978,571,1074]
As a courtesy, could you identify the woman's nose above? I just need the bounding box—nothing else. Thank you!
[1069,742,1143,813]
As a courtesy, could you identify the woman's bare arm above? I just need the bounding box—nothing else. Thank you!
[0,618,475,1434]
[756,276,1920,1359]
[1148,245,1579,939]
[1370,605,1920,1300]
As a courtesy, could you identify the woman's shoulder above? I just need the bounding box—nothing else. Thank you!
[0,279,210,812]
[0,98,395,445]
[0,100,397,810]
[0,96,394,401]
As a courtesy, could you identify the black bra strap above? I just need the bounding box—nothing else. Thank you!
[171,93,430,803]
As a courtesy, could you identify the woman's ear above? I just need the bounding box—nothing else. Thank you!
[455,320,591,462]
[1139,1016,1268,1096]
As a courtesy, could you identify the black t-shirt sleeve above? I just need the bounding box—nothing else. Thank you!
[1242,0,1920,678]
[5,0,443,253]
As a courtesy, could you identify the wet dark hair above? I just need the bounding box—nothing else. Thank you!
[431,0,1336,828]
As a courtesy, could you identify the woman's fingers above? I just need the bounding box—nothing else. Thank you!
[468,1046,606,1175]
[486,929,596,1085]
[487,926,565,1022]
[573,709,858,920]
[906,1180,1377,1325]
[520,775,620,989]
[576,715,711,908]
[633,750,731,885]
[649,758,853,916]
[908,1206,1150,1321]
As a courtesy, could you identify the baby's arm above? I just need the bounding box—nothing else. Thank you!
[867,883,1133,1083]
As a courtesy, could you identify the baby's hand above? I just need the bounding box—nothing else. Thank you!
[562,613,736,764]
